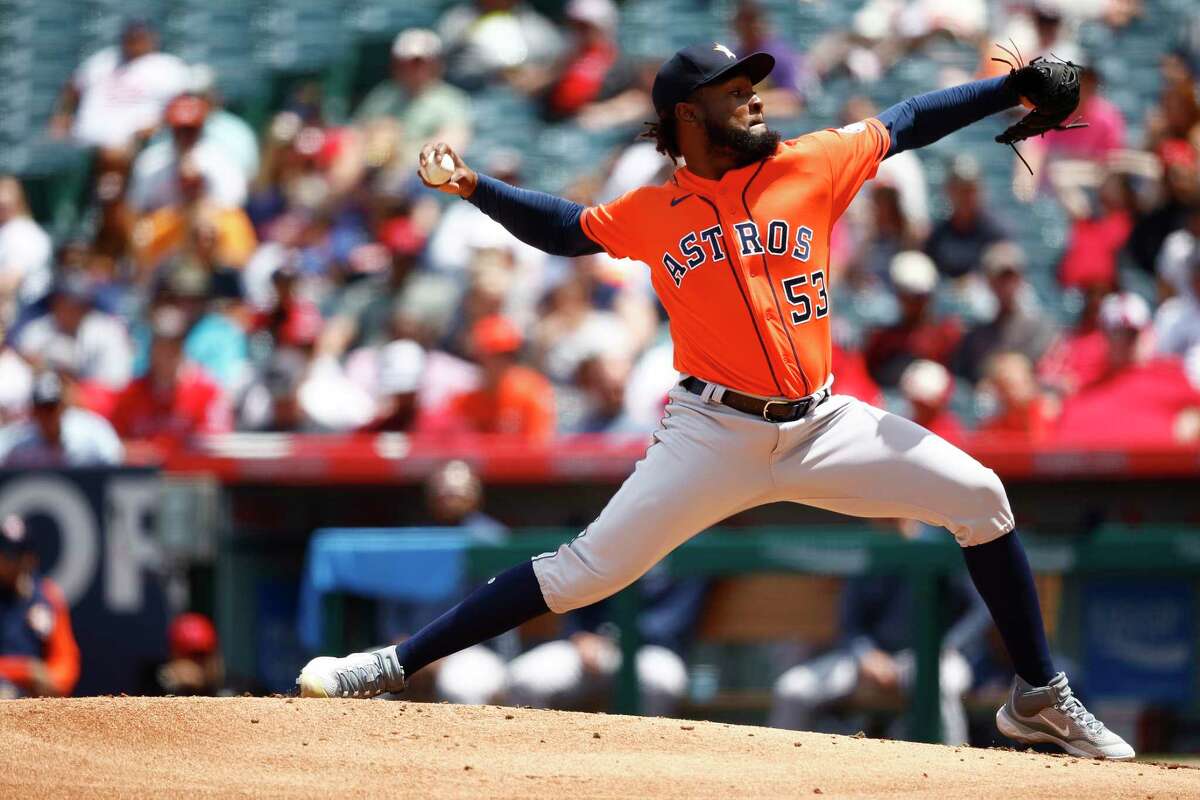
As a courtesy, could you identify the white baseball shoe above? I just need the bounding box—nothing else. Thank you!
[996,672,1135,760]
[296,647,406,699]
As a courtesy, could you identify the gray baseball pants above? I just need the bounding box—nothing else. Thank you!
[533,381,1014,614]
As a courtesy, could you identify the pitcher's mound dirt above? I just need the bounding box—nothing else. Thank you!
[0,697,1195,798]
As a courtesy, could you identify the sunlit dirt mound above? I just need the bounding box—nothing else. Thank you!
[0,697,1195,798]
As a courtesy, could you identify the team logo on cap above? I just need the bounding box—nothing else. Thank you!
[28,604,53,638]
[1,515,23,544]
[713,43,736,60]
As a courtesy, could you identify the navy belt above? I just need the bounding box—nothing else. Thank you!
[680,377,829,423]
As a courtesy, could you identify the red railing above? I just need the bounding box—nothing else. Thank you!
[126,432,1200,485]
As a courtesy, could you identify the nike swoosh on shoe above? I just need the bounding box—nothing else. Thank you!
[1037,711,1074,739]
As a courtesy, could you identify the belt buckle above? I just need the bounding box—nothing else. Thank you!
[761,399,788,421]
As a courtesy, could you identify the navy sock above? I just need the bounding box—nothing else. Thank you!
[394,559,549,676]
[961,530,1056,687]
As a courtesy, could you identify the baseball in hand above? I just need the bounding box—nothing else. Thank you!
[421,152,456,185]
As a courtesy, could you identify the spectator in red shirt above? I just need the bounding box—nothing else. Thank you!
[1053,292,1200,444]
[899,359,964,443]
[1038,283,1111,396]
[111,306,232,448]
[977,352,1055,441]
[543,0,620,120]
[1057,170,1137,290]
[152,613,225,696]
[1014,63,1126,200]
[448,315,555,441]
[1038,66,1125,161]
[250,263,323,349]
[830,338,883,407]
[865,251,963,387]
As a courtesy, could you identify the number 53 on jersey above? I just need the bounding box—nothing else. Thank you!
[781,270,828,325]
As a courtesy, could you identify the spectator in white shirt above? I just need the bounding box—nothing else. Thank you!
[141,65,260,184]
[15,275,133,392]
[1155,254,1200,357]
[1156,205,1200,300]
[0,347,33,424]
[0,178,52,325]
[128,95,247,214]
[0,373,123,467]
[49,19,190,158]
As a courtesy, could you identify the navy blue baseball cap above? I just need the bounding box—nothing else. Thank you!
[651,42,775,117]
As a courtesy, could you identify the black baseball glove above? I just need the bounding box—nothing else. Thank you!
[993,47,1088,170]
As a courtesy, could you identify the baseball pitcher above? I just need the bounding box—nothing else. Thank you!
[299,43,1131,759]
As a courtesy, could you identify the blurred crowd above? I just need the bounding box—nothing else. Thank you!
[2,0,1200,467]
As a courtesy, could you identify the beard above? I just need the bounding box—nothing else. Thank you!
[703,117,782,166]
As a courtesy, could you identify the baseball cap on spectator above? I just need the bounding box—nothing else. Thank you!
[271,262,300,284]
[188,63,217,95]
[486,149,523,183]
[378,340,426,395]
[652,42,775,117]
[164,262,212,299]
[428,460,482,505]
[151,305,189,341]
[392,28,442,61]
[471,315,522,356]
[900,359,952,405]
[1031,0,1063,23]
[293,126,344,172]
[566,0,619,34]
[30,371,64,407]
[1098,292,1151,332]
[0,515,30,558]
[52,272,94,304]
[948,154,981,183]
[121,16,154,38]
[982,241,1027,277]
[890,251,938,295]
[378,216,427,256]
[168,613,218,659]
[165,95,209,129]
[269,111,303,145]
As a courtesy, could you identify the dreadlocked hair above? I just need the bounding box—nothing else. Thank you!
[641,113,681,162]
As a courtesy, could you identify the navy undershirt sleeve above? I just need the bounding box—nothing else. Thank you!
[877,75,1019,158]
[465,173,603,257]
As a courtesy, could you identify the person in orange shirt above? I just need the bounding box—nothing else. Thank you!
[131,164,257,274]
[131,97,257,275]
[299,41,1132,761]
[448,315,555,442]
[0,516,80,698]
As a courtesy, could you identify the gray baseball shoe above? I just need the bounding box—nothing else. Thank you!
[996,672,1134,760]
[296,646,406,698]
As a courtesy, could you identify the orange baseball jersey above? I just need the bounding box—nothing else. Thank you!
[581,117,890,399]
